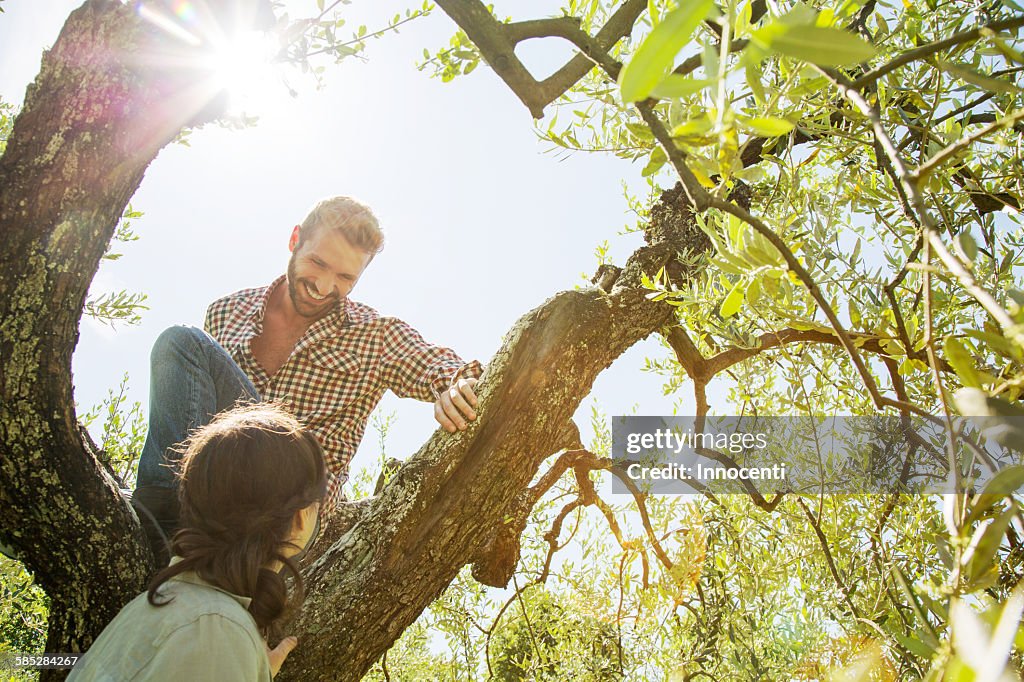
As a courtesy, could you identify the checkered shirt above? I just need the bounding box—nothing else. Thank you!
[204,275,482,508]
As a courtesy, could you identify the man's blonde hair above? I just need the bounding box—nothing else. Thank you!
[299,196,384,256]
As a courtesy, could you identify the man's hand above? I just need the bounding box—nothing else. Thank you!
[267,636,298,678]
[435,378,478,432]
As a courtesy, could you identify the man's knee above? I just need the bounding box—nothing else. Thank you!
[150,325,207,365]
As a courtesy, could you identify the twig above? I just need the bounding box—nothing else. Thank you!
[796,497,861,619]
[852,16,1024,88]
[913,109,1024,181]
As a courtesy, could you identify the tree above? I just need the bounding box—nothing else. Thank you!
[2,0,1024,680]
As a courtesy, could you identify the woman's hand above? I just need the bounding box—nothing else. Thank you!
[267,635,299,677]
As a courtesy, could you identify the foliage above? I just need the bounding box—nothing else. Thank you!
[82,205,150,328]
[408,0,1024,679]
[488,589,622,681]
[276,0,434,87]
[78,373,148,489]
[0,486,44,680]
[0,97,14,155]
[0,556,47,682]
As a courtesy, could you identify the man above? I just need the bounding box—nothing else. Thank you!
[132,196,481,555]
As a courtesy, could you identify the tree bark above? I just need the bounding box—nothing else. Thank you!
[0,1,227,675]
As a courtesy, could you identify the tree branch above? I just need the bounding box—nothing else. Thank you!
[434,0,646,117]
[852,16,1024,89]
[796,498,862,619]
[914,109,1024,181]
[703,328,953,378]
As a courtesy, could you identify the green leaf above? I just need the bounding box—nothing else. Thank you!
[642,146,668,177]
[670,115,713,138]
[745,61,766,104]
[957,232,978,263]
[738,116,795,136]
[746,277,763,305]
[848,299,861,327]
[893,631,938,659]
[979,465,1024,499]
[618,0,717,102]
[943,337,982,389]
[720,280,745,318]
[752,23,877,66]
[964,508,1014,588]
[650,75,713,99]
[937,60,1021,94]
[625,122,655,142]
[966,465,1024,527]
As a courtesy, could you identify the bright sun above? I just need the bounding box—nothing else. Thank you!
[206,30,284,116]
[133,1,287,118]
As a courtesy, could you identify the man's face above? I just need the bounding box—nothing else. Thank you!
[286,226,373,319]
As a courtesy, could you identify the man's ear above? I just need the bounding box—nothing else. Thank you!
[288,225,301,253]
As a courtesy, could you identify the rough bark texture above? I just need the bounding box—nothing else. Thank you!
[0,1,225,675]
[0,2,709,680]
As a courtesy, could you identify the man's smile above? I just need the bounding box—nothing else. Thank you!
[303,280,333,303]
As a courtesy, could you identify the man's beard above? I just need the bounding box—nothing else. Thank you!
[286,252,339,319]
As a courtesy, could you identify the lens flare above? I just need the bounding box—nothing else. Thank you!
[132,0,286,118]
[171,0,197,25]
[206,30,282,115]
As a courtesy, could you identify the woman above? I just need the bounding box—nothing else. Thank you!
[70,403,327,681]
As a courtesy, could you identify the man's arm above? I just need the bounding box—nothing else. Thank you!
[379,319,482,432]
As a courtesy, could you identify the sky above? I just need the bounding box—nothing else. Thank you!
[0,0,713,491]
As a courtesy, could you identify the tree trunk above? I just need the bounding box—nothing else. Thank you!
[0,1,224,675]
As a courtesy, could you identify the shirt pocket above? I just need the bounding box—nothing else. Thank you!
[306,345,362,375]
[301,346,368,416]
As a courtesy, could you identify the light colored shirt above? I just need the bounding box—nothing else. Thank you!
[68,557,271,681]
[204,275,482,507]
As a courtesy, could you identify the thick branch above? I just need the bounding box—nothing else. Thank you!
[434,0,646,118]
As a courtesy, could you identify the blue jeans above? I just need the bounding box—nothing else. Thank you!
[135,326,259,490]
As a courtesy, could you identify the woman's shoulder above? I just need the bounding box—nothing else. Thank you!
[161,574,255,621]
[68,579,269,681]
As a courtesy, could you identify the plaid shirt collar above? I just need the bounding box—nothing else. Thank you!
[239,274,376,345]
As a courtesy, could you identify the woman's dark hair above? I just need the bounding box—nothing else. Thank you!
[146,403,327,639]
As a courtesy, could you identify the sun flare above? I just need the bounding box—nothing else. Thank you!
[206,30,284,116]
[133,0,287,118]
